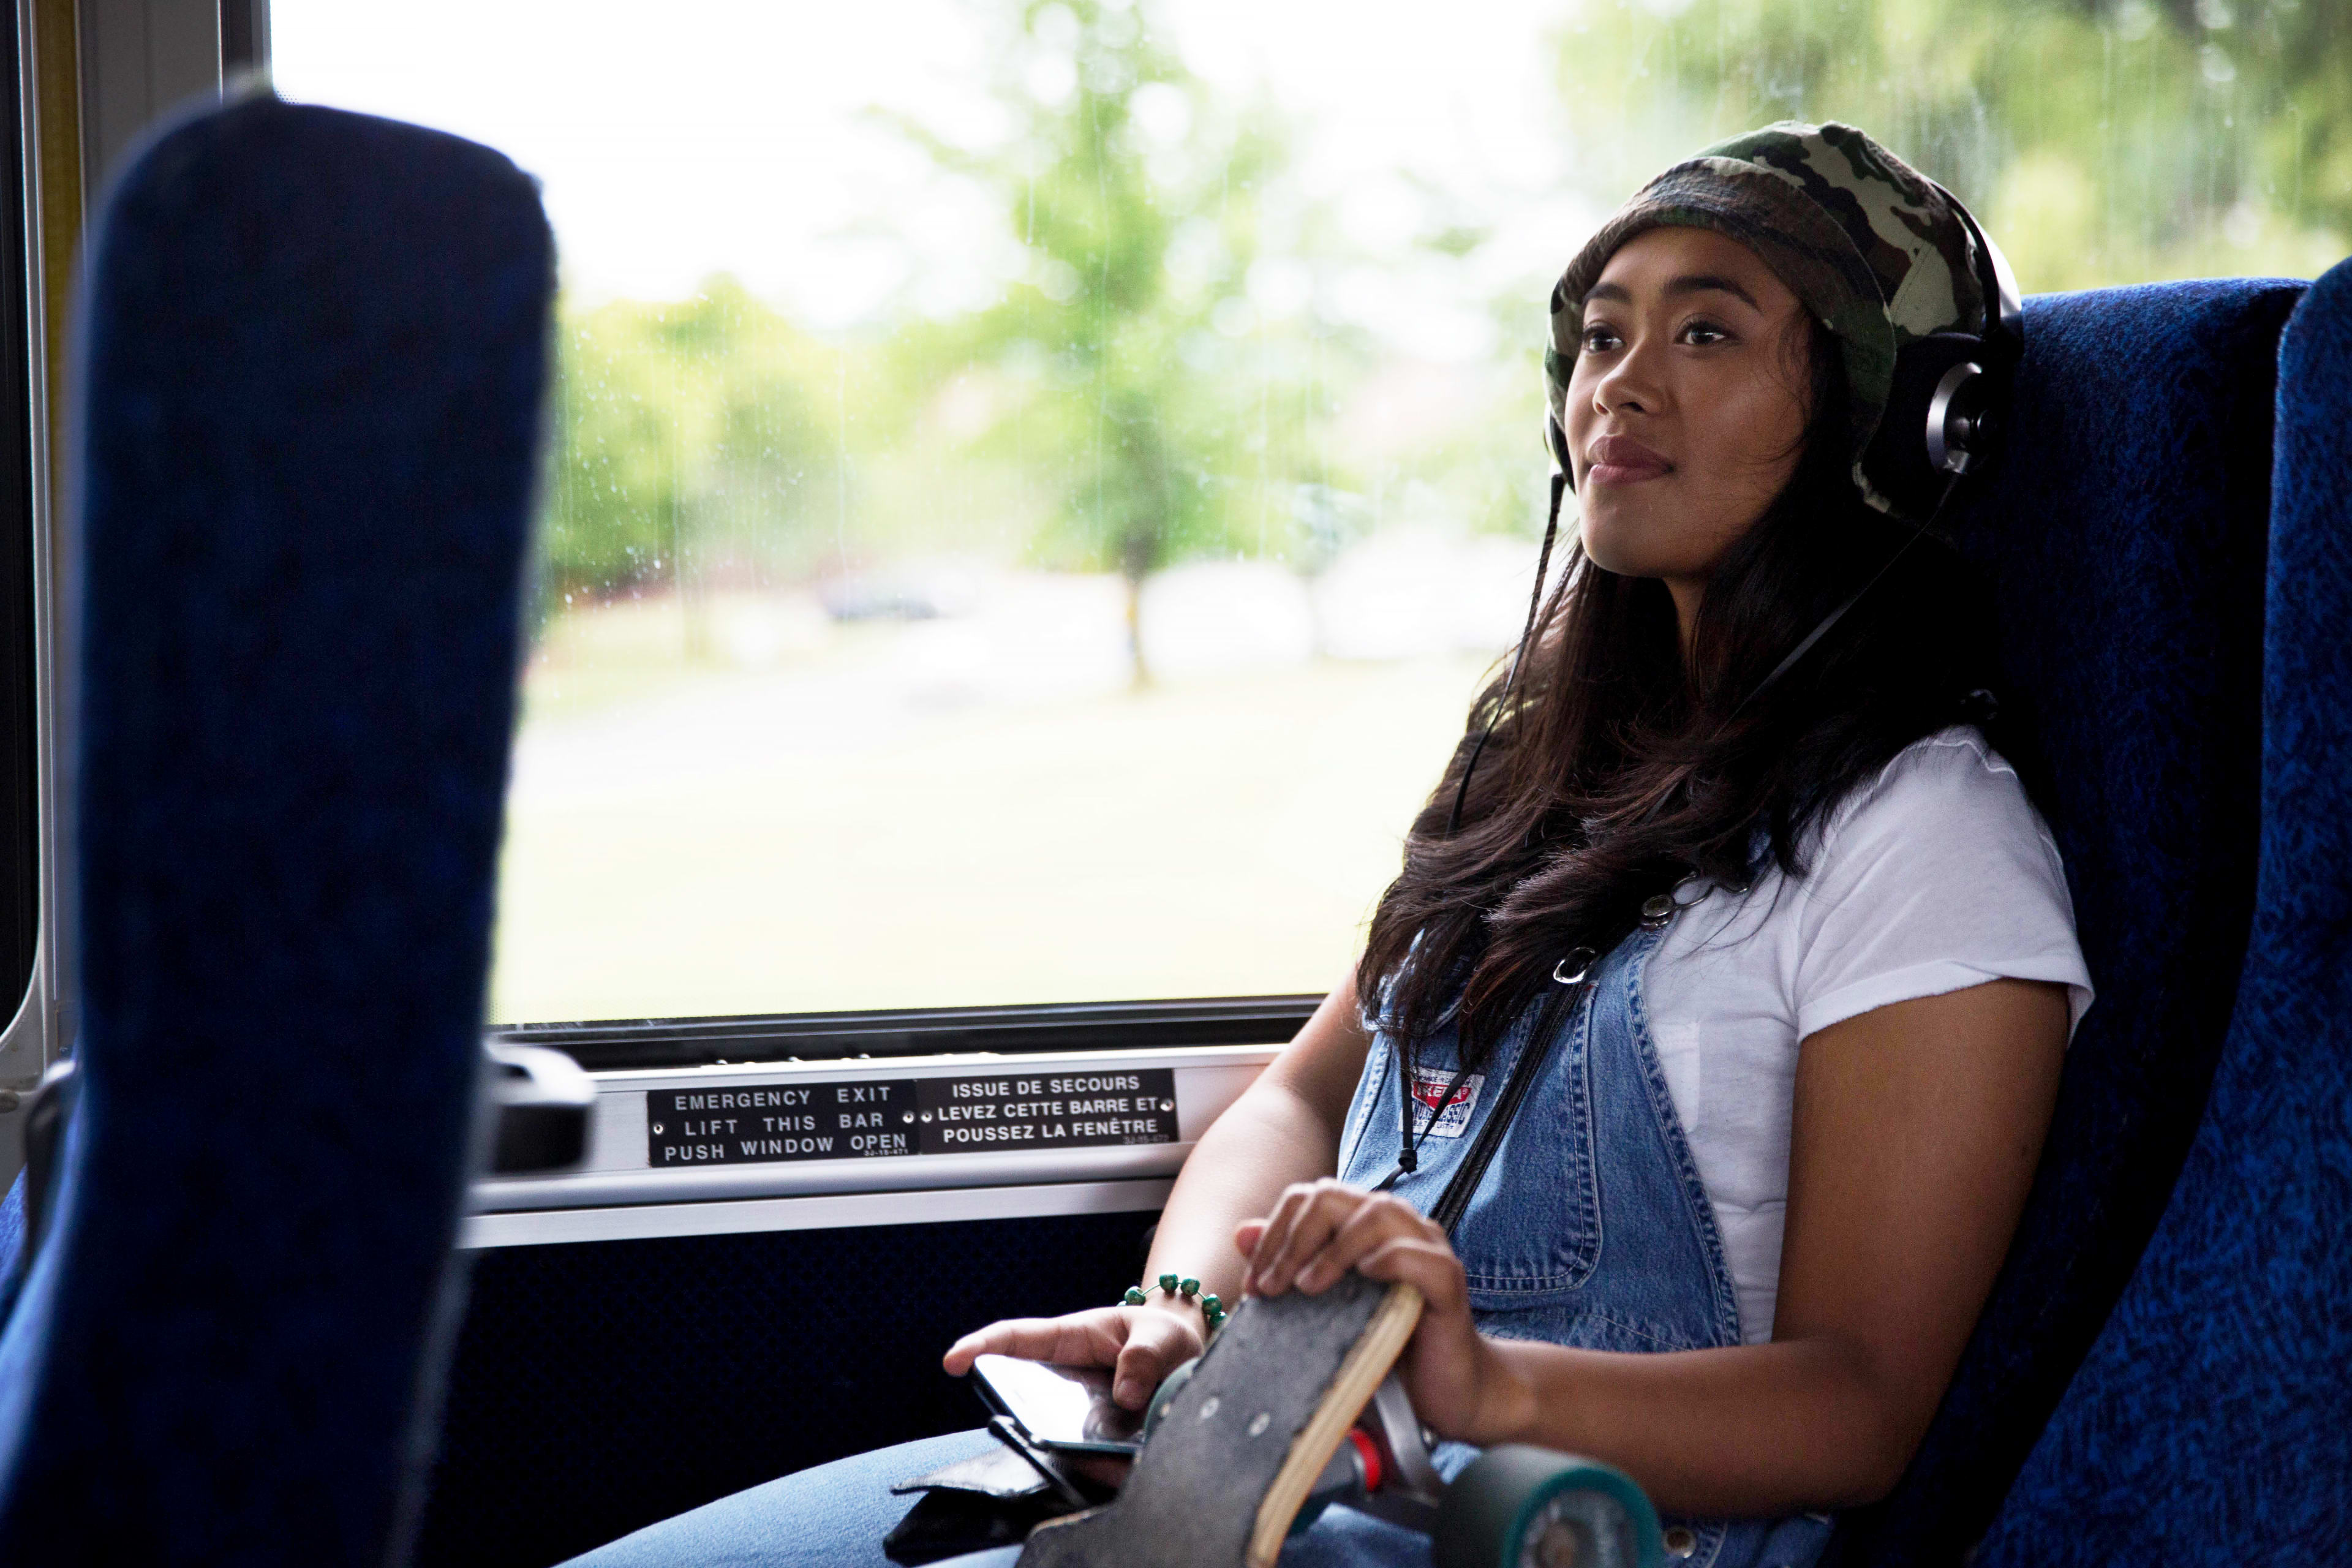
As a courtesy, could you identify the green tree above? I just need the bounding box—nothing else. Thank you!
[1548,0,2348,292]
[538,277,842,647]
[886,0,1360,678]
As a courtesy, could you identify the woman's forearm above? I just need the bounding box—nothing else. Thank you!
[944,979,1370,1404]
[1139,976,1369,1321]
[1142,1079,1341,1312]
[940,1070,1349,1409]
[1474,1333,1914,1517]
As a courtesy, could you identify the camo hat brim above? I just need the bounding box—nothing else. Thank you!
[1548,121,1993,517]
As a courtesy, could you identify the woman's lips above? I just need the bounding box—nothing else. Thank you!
[1586,434,1673,485]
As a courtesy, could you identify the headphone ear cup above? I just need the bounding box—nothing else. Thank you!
[1863,332,2005,518]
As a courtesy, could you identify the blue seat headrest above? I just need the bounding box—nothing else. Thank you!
[1827,276,2306,1564]
[1978,256,2352,1562]
[0,94,551,1563]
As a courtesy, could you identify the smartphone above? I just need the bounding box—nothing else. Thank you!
[971,1352,1147,1455]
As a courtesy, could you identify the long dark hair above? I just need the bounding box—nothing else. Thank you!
[1356,322,2006,1069]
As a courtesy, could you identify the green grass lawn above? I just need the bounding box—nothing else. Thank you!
[488,636,1492,1025]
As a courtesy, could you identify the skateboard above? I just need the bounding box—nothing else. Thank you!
[1013,1272,1662,1568]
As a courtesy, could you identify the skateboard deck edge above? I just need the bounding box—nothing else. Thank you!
[1244,1280,1424,1568]
[1012,1274,1424,1568]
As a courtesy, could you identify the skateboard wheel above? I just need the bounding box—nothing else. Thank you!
[1141,1355,1201,1443]
[1434,1444,1664,1568]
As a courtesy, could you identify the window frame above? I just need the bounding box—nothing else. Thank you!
[0,0,75,1147]
[491,993,1324,1072]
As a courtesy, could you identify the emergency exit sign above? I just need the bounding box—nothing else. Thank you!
[646,1069,1178,1167]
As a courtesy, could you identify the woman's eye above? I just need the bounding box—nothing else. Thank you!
[1682,320,1731,345]
[1581,326,1621,353]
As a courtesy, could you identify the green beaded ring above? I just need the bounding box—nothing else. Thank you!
[1123,1286,1148,1306]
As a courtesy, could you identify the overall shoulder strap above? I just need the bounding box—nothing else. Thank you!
[1428,976,1587,1234]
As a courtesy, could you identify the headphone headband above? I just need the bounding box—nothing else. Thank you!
[1926,176,2021,348]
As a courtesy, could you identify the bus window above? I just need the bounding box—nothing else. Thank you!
[268,0,2345,1028]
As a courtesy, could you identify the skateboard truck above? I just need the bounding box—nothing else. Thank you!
[1239,1367,1661,1566]
[1308,1370,1445,1533]
[1170,1365,1443,1537]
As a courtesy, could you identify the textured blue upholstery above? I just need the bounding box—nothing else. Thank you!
[0,1177,20,1287]
[0,95,551,1565]
[1823,279,2307,1566]
[1977,258,2352,1561]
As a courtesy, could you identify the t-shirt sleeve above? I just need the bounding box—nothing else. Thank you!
[1791,731,2094,1041]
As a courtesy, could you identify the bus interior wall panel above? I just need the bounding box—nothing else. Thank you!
[417,1210,1158,1568]
[77,0,224,195]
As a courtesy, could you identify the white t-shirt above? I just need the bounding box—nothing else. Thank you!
[1642,726,2092,1344]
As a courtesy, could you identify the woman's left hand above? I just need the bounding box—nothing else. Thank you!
[1235,1179,1531,1444]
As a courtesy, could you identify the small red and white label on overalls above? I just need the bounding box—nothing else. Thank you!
[1407,1069,1485,1138]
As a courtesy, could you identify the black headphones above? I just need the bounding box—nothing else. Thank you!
[1857,186,2024,519]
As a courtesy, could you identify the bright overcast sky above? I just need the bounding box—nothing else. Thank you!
[270,0,1598,355]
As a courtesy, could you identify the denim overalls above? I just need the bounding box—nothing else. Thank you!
[1317,921,1836,1568]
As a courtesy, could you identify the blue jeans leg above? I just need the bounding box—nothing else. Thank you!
[559,1428,1436,1568]
[559,1428,1016,1568]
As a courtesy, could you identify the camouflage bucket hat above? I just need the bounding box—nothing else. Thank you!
[1548,121,1997,517]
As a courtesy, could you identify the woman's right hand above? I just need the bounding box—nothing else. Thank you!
[942,1302,1207,1411]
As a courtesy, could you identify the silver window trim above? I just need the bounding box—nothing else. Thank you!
[465,1044,1278,1244]
[461,1175,1178,1251]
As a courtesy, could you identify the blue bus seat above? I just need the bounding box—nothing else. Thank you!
[1974,256,2352,1561]
[0,94,551,1564]
[1824,277,2308,1564]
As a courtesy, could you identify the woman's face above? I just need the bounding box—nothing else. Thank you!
[1565,225,1814,602]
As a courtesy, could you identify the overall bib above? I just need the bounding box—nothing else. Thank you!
[1325,922,1835,1568]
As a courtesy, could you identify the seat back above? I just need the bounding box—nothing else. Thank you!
[1976,257,2352,1561]
[1825,277,2307,1565]
[0,96,551,1564]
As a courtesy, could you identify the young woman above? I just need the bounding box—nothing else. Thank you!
[572,121,2090,1568]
